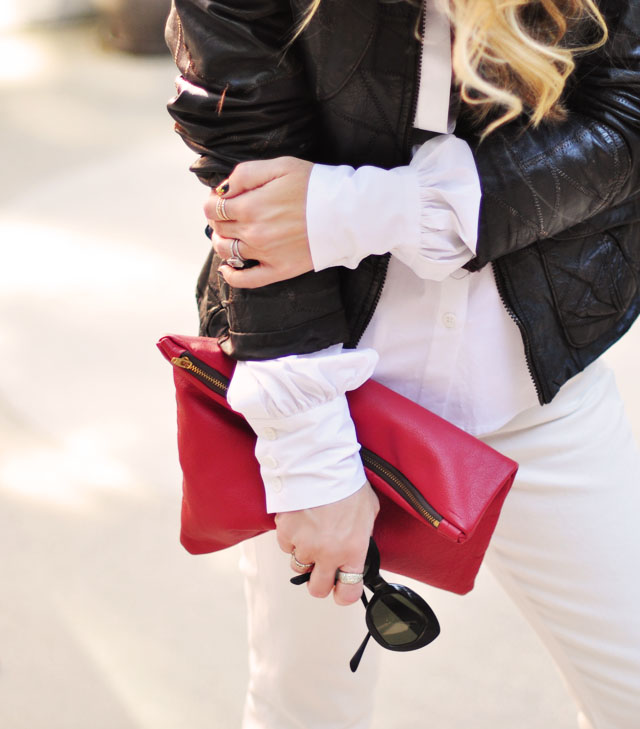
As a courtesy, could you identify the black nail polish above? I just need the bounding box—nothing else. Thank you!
[215,180,230,196]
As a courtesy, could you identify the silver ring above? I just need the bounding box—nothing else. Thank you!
[226,239,247,269]
[216,196,232,222]
[291,550,314,573]
[231,238,246,263]
[335,569,364,585]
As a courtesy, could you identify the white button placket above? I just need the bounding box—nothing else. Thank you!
[419,274,470,415]
[262,454,278,469]
[442,312,457,329]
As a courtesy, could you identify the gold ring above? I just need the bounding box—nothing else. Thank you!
[216,196,231,221]
[291,549,314,573]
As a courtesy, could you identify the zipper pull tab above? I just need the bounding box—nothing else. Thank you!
[171,355,193,369]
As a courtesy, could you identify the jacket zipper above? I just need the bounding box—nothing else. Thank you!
[353,255,390,347]
[402,1,427,161]
[171,350,442,528]
[406,2,544,404]
[491,261,544,403]
[402,8,542,404]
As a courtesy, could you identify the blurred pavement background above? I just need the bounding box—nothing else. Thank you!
[1,16,639,729]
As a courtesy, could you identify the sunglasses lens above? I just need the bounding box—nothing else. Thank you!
[369,593,430,646]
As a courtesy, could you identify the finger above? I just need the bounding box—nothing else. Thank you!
[274,511,296,553]
[209,229,230,258]
[277,536,293,555]
[210,219,243,241]
[210,230,258,264]
[223,157,293,198]
[307,561,339,599]
[334,561,366,606]
[334,583,364,606]
[218,263,287,289]
[290,549,315,574]
[204,192,237,223]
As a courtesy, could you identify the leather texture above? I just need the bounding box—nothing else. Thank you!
[166,0,640,404]
[157,333,518,595]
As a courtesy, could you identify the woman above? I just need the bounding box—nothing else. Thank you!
[165,0,640,727]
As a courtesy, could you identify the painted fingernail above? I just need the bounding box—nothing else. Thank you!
[215,179,230,196]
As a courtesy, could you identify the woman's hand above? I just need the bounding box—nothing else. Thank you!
[205,156,314,288]
[274,481,380,606]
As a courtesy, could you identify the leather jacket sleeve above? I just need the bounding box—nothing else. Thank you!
[466,0,640,270]
[166,0,318,184]
[166,0,350,359]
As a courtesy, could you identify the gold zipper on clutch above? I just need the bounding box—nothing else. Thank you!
[171,350,442,529]
[171,353,229,397]
[361,448,441,529]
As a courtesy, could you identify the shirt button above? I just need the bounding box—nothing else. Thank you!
[263,454,278,469]
[263,427,277,441]
[272,477,283,492]
[442,312,457,329]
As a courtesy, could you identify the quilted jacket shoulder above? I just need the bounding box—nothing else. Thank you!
[166,0,640,404]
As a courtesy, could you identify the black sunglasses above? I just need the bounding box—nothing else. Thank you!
[290,537,440,672]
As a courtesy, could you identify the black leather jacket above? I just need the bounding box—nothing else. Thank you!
[166,0,640,404]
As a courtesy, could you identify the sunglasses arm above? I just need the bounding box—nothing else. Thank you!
[350,631,372,673]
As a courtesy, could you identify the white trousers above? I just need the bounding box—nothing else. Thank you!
[239,362,640,729]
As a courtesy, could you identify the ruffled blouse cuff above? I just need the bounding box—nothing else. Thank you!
[227,345,378,418]
[399,134,479,279]
[306,134,481,281]
[227,346,378,513]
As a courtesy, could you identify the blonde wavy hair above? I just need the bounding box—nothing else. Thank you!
[293,0,608,135]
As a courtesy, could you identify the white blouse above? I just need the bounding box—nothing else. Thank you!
[226,0,538,514]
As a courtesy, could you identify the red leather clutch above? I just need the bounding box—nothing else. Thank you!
[157,334,518,595]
